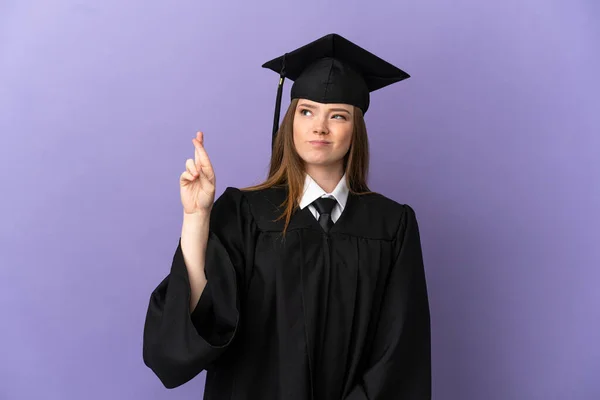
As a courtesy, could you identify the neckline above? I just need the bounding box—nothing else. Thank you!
[298,191,357,234]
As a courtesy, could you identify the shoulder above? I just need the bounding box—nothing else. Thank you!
[357,191,403,209]
[210,187,251,223]
[355,191,416,218]
[214,185,285,221]
[352,191,418,237]
[214,186,245,208]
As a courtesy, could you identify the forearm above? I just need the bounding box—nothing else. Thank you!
[180,210,211,312]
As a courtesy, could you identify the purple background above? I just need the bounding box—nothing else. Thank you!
[1,1,599,399]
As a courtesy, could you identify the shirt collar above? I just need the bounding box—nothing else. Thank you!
[299,173,349,210]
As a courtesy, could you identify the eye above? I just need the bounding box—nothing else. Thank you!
[300,108,313,116]
[332,114,347,120]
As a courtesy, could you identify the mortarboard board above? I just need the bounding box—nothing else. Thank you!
[262,33,410,149]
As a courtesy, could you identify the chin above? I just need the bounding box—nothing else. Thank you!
[299,150,342,166]
[303,157,341,168]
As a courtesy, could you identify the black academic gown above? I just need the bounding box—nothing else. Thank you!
[143,186,431,400]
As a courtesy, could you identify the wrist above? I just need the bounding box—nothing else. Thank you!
[182,209,211,231]
[183,207,211,219]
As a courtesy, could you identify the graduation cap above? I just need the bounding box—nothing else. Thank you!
[262,33,410,148]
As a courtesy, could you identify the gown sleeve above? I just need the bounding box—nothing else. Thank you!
[142,187,256,389]
[345,205,431,400]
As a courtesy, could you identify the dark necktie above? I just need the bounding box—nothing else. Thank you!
[312,197,337,233]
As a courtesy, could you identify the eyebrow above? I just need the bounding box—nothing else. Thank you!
[298,103,352,115]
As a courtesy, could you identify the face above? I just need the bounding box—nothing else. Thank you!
[292,99,354,171]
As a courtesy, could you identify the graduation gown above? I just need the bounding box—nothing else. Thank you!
[143,186,431,399]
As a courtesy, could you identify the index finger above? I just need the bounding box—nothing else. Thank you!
[193,131,205,165]
[193,137,214,177]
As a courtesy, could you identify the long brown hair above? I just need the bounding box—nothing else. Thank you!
[242,98,373,233]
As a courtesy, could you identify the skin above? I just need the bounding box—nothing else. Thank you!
[292,99,354,193]
[179,100,355,308]
[180,130,214,310]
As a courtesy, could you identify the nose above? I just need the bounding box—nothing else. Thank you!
[312,117,329,135]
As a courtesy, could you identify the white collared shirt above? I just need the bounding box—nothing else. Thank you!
[299,173,349,223]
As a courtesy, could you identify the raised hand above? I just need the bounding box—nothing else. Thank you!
[180,131,216,215]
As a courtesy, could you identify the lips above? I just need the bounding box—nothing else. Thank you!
[309,140,331,145]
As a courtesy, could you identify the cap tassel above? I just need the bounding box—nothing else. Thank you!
[271,54,287,151]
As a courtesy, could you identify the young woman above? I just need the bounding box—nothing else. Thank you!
[143,34,431,400]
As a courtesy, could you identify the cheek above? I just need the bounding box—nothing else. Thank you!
[293,118,311,145]
[292,120,302,147]
[337,127,353,151]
